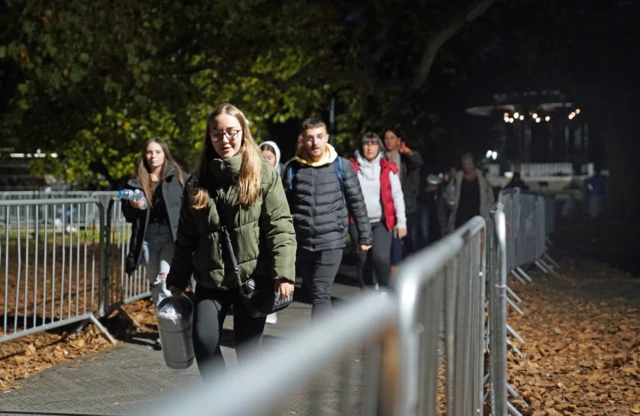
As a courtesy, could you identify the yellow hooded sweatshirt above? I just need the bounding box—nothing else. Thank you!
[295,143,339,167]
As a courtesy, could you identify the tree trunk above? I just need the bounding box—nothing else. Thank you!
[603,104,640,220]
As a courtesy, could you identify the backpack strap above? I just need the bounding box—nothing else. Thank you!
[285,161,299,191]
[333,157,346,204]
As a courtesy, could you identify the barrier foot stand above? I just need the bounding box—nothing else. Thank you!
[506,285,523,303]
[89,314,117,345]
[507,296,525,316]
[535,260,550,274]
[507,324,526,344]
[510,270,529,285]
[515,267,534,283]
[540,259,564,278]
[483,372,491,402]
[508,401,524,416]
[507,383,529,408]
[507,338,524,358]
[73,320,89,334]
[544,253,560,269]
[539,258,556,271]
[116,305,144,332]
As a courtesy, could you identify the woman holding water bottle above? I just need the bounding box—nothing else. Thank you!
[121,138,188,318]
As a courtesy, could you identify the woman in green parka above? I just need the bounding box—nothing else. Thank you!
[166,103,296,378]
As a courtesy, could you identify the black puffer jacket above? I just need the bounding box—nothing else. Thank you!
[121,166,188,274]
[283,147,372,252]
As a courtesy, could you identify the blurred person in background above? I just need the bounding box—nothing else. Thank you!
[259,139,285,325]
[349,132,406,290]
[121,138,188,349]
[447,153,494,232]
[383,125,423,275]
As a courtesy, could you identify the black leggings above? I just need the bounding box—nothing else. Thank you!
[192,285,266,382]
[351,221,393,288]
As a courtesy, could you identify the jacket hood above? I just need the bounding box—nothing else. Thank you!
[259,141,282,167]
[208,154,243,185]
[126,164,181,188]
[295,143,339,167]
[354,150,384,179]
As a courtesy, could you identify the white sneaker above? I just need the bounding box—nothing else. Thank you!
[266,313,278,324]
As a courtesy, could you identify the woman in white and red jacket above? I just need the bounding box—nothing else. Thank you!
[349,132,406,289]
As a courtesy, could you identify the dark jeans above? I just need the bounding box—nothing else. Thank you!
[297,248,343,320]
[405,212,421,255]
[351,222,393,288]
[192,285,266,382]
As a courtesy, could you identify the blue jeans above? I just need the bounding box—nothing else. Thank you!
[143,224,174,307]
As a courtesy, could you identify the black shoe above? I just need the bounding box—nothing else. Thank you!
[153,338,162,351]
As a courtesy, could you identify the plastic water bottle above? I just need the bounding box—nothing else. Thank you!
[118,189,148,209]
[133,189,148,209]
[118,189,136,200]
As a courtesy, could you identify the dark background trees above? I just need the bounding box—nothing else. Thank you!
[1,0,638,218]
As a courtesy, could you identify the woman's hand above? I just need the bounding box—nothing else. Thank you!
[394,227,408,239]
[275,279,295,298]
[129,199,146,209]
[168,286,183,298]
[357,244,372,253]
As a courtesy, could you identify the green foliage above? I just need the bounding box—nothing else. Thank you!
[1,0,497,186]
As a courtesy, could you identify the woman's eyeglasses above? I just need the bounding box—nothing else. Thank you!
[210,129,241,142]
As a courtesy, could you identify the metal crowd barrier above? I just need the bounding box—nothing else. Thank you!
[0,191,118,229]
[0,198,115,344]
[499,189,560,283]
[151,217,493,416]
[0,191,558,415]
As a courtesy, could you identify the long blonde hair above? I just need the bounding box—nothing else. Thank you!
[136,138,184,207]
[189,103,262,209]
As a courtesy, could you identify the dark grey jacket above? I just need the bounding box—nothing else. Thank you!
[121,167,188,273]
[283,155,372,252]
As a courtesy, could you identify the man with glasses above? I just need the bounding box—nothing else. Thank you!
[283,118,372,320]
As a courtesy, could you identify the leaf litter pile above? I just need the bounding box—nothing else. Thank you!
[0,298,159,391]
[508,255,640,415]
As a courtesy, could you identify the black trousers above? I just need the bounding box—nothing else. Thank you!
[350,221,393,288]
[297,248,343,320]
[192,285,266,382]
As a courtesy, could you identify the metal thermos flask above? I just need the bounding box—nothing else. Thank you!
[157,294,194,369]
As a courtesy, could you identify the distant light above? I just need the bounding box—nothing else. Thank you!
[509,118,514,123]
[27,153,32,158]
[545,116,551,122]
[486,150,492,158]
[575,109,581,114]
[51,153,58,158]
[532,113,538,119]
[10,153,25,158]
[568,112,576,120]
[519,115,524,121]
[536,118,541,123]
[504,171,514,179]
[504,117,510,123]
[514,112,520,118]
[503,112,509,118]
[492,151,498,160]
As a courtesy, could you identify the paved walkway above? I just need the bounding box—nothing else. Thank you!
[0,264,362,416]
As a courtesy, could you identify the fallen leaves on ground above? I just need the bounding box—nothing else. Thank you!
[0,298,159,391]
[508,256,640,415]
